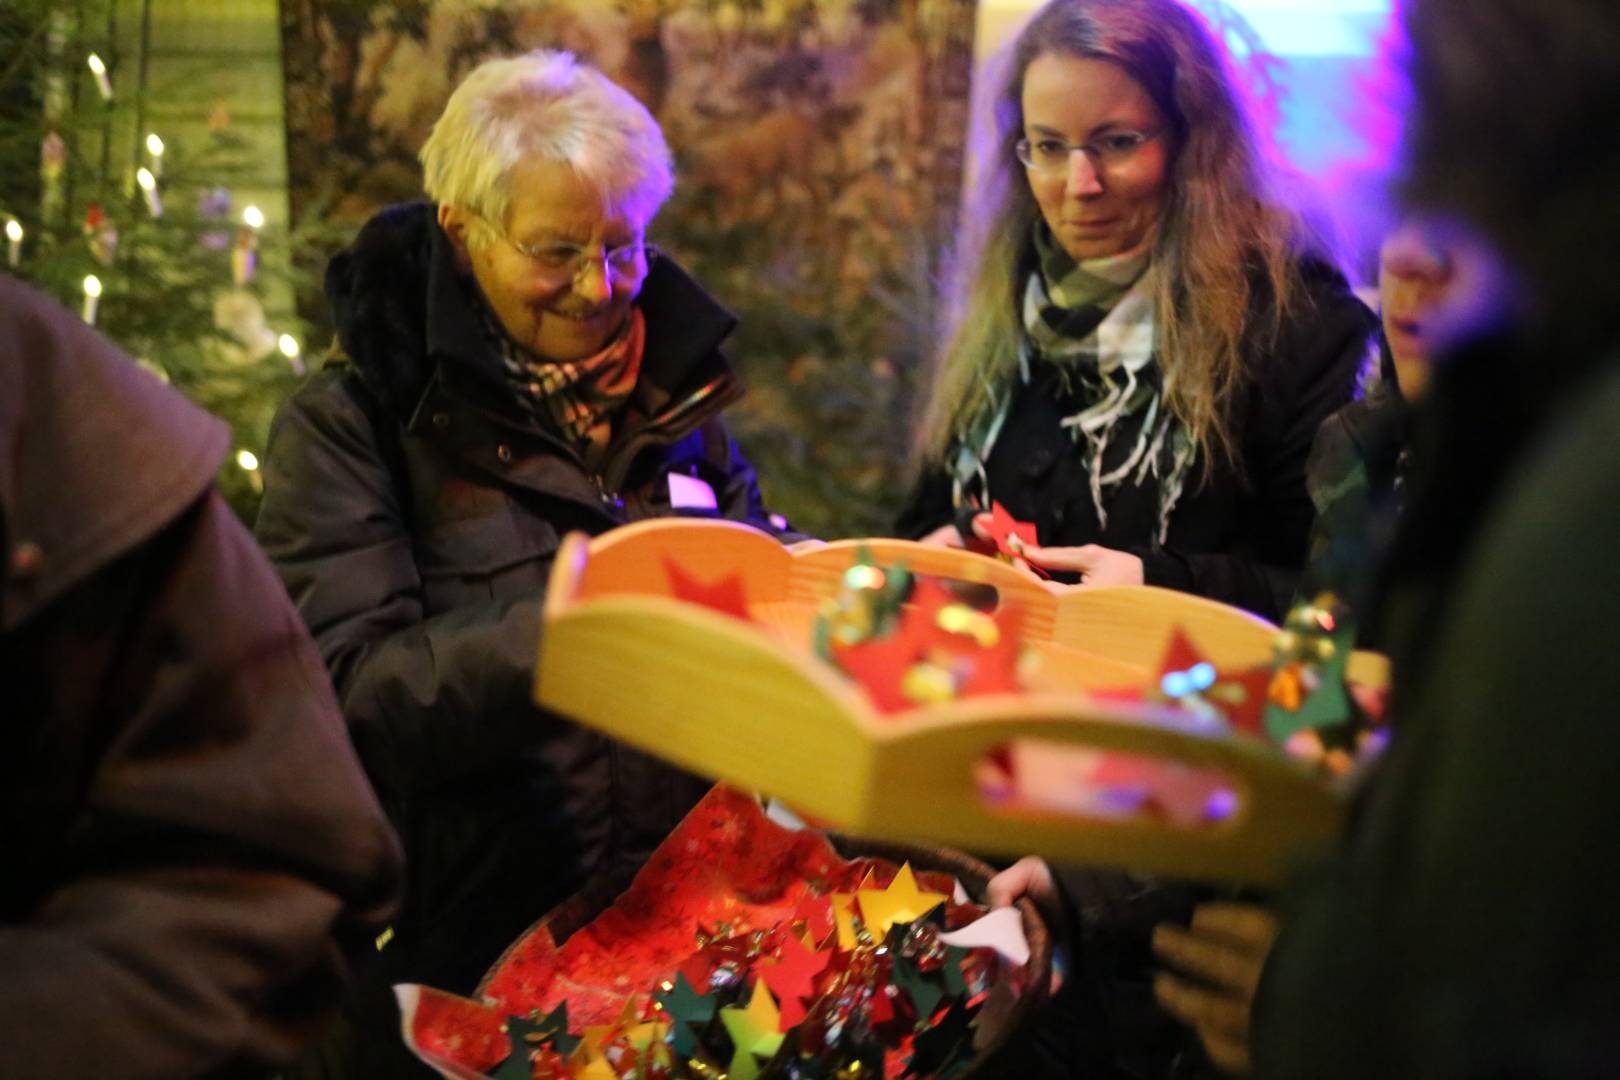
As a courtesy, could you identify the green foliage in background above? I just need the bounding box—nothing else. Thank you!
[0,0,316,520]
[656,191,938,540]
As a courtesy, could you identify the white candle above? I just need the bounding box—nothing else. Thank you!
[136,167,162,217]
[5,220,21,268]
[231,227,257,287]
[277,333,305,374]
[86,53,113,100]
[82,274,102,325]
[236,449,263,493]
[145,133,164,179]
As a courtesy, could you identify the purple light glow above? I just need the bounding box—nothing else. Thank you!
[1211,0,1408,277]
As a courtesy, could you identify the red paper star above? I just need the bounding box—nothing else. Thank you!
[955,604,1026,697]
[1156,627,1207,681]
[1212,664,1274,735]
[831,625,926,713]
[985,500,1038,557]
[662,556,752,621]
[794,894,837,948]
[757,933,832,1029]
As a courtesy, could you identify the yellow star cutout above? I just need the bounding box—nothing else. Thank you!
[572,1023,617,1066]
[720,981,786,1080]
[857,863,947,939]
[830,868,877,950]
[575,1053,619,1080]
[614,996,643,1027]
[623,1018,667,1051]
[830,892,858,950]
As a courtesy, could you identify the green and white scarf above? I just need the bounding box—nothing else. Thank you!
[953,225,1195,545]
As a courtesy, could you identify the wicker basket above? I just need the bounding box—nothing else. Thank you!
[475,832,1053,1079]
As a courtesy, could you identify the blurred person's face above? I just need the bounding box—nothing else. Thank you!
[440,159,649,362]
[1020,53,1172,260]
[1378,224,1456,401]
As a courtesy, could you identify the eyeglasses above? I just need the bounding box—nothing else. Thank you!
[480,215,646,282]
[1015,130,1163,174]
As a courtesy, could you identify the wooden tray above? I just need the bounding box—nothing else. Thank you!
[535,519,1371,886]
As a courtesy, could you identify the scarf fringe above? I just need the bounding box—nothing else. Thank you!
[951,230,1196,548]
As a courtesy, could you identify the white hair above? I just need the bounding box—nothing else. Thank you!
[419,49,674,249]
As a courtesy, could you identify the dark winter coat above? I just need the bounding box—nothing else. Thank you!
[0,277,402,1078]
[253,202,787,1070]
[1257,329,1620,1074]
[896,262,1372,1080]
[898,263,1377,622]
[1300,335,1410,628]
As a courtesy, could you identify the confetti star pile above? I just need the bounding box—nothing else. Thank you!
[398,786,1037,1079]
[813,553,1032,714]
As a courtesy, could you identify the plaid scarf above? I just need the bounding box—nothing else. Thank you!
[485,306,646,465]
[955,225,1195,544]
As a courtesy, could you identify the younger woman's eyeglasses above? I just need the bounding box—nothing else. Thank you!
[1015,130,1163,173]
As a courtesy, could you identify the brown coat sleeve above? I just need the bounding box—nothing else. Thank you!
[1,491,403,1079]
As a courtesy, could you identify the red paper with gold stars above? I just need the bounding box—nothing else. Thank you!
[402,785,1019,1079]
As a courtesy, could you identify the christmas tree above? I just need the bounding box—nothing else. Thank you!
[0,0,313,520]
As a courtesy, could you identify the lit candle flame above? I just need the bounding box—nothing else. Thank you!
[86,53,113,99]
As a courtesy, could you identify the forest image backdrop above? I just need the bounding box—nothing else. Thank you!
[281,0,979,538]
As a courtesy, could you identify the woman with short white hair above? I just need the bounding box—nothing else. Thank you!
[255,47,792,1077]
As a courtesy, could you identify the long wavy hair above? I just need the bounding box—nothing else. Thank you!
[915,0,1328,471]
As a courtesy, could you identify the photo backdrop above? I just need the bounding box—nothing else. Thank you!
[281,0,980,538]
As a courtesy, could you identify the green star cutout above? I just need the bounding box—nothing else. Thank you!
[668,1017,700,1058]
[655,971,717,1025]
[507,1002,580,1058]
[892,956,943,1022]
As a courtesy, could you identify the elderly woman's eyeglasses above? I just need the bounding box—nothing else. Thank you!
[1016,130,1162,174]
[481,218,645,282]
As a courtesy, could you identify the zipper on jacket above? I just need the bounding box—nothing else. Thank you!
[593,472,625,511]
[603,375,739,494]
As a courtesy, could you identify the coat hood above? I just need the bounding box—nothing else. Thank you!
[0,277,227,632]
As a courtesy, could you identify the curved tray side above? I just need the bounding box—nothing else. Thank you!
[861,697,1345,887]
[565,518,794,604]
[1051,584,1279,670]
[535,595,881,827]
[789,539,1060,637]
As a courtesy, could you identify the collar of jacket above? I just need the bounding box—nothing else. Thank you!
[0,278,227,633]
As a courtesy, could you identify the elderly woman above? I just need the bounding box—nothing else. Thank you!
[254,50,788,1075]
[898,0,1375,622]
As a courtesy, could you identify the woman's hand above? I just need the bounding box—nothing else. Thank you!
[1017,542,1144,586]
[1151,902,1279,1075]
[987,857,1065,993]
[986,855,1057,910]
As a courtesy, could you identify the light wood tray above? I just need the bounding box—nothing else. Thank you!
[535,519,1373,886]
